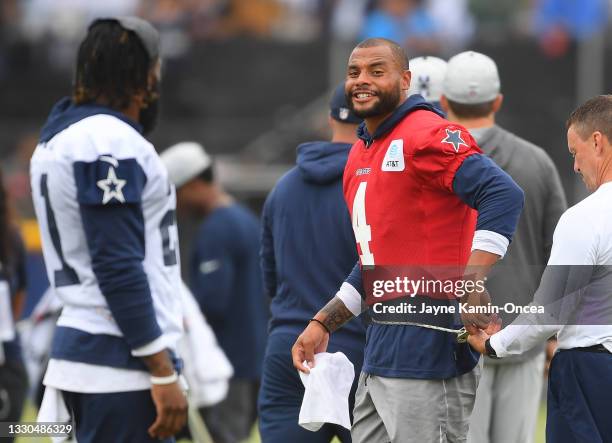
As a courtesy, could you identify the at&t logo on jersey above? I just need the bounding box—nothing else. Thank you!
[381,139,405,172]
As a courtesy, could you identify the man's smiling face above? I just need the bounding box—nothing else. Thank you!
[345,45,410,120]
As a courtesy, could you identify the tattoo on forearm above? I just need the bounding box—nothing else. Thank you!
[319,296,354,333]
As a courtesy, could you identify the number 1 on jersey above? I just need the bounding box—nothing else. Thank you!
[40,174,80,287]
[352,181,374,266]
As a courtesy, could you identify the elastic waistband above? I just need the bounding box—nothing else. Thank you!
[567,344,611,354]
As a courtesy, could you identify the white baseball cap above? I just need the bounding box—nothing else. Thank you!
[161,141,212,188]
[407,56,448,103]
[443,51,500,104]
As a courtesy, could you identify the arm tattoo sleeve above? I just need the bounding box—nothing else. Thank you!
[318,296,355,333]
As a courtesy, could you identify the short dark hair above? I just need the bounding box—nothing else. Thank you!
[198,165,214,184]
[354,38,409,71]
[566,95,612,141]
[446,99,496,119]
[73,21,152,110]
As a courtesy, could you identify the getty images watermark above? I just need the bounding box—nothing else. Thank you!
[369,276,544,316]
[358,264,612,327]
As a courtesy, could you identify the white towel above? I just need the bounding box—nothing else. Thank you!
[17,287,62,391]
[0,280,15,365]
[298,352,355,431]
[178,281,233,408]
[37,387,72,443]
[0,281,15,341]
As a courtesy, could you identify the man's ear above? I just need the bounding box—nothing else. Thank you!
[492,94,504,113]
[131,90,146,109]
[146,59,161,94]
[150,59,161,84]
[440,95,450,114]
[401,70,412,93]
[593,131,605,155]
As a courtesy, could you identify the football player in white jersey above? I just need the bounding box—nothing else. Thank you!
[31,17,187,442]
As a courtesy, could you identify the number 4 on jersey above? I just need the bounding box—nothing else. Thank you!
[352,182,375,266]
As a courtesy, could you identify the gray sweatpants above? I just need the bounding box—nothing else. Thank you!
[351,365,481,443]
[467,353,545,443]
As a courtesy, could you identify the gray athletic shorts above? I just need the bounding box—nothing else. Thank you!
[352,364,481,443]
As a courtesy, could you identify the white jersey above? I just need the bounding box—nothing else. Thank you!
[31,103,183,391]
[491,182,612,356]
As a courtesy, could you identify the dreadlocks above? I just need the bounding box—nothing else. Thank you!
[73,21,151,111]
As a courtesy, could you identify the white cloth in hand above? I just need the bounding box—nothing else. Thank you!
[38,387,71,443]
[298,352,355,431]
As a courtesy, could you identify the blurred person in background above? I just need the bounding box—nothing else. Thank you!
[330,0,370,43]
[188,0,233,41]
[162,142,268,443]
[469,0,527,42]
[406,55,447,111]
[19,0,140,37]
[360,0,440,56]
[271,0,323,41]
[138,0,197,59]
[533,0,609,58]
[0,167,28,443]
[440,51,567,443]
[424,0,474,54]
[32,17,187,442]
[258,83,366,443]
[19,0,140,70]
[3,133,38,219]
[222,0,283,39]
[0,0,19,79]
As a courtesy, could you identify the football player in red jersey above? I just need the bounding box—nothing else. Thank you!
[292,38,524,443]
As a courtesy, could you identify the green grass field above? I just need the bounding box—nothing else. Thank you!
[17,400,547,443]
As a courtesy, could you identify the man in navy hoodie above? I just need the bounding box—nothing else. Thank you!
[258,83,366,442]
[292,38,524,443]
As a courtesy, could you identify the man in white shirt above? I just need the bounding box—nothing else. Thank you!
[32,17,187,442]
[468,95,612,443]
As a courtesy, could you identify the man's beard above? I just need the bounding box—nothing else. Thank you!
[140,81,160,135]
[346,87,402,119]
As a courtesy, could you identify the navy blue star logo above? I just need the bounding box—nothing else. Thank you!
[441,128,468,153]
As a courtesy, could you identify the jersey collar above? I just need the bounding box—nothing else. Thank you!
[39,97,143,144]
[356,94,444,147]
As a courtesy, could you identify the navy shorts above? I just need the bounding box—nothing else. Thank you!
[62,389,174,443]
[258,332,364,443]
[547,348,612,443]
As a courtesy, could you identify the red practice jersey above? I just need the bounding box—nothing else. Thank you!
[343,109,481,268]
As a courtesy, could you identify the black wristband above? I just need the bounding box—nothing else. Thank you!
[485,338,500,359]
[309,318,331,334]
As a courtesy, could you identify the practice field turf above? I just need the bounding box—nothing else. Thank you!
[16,402,546,443]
